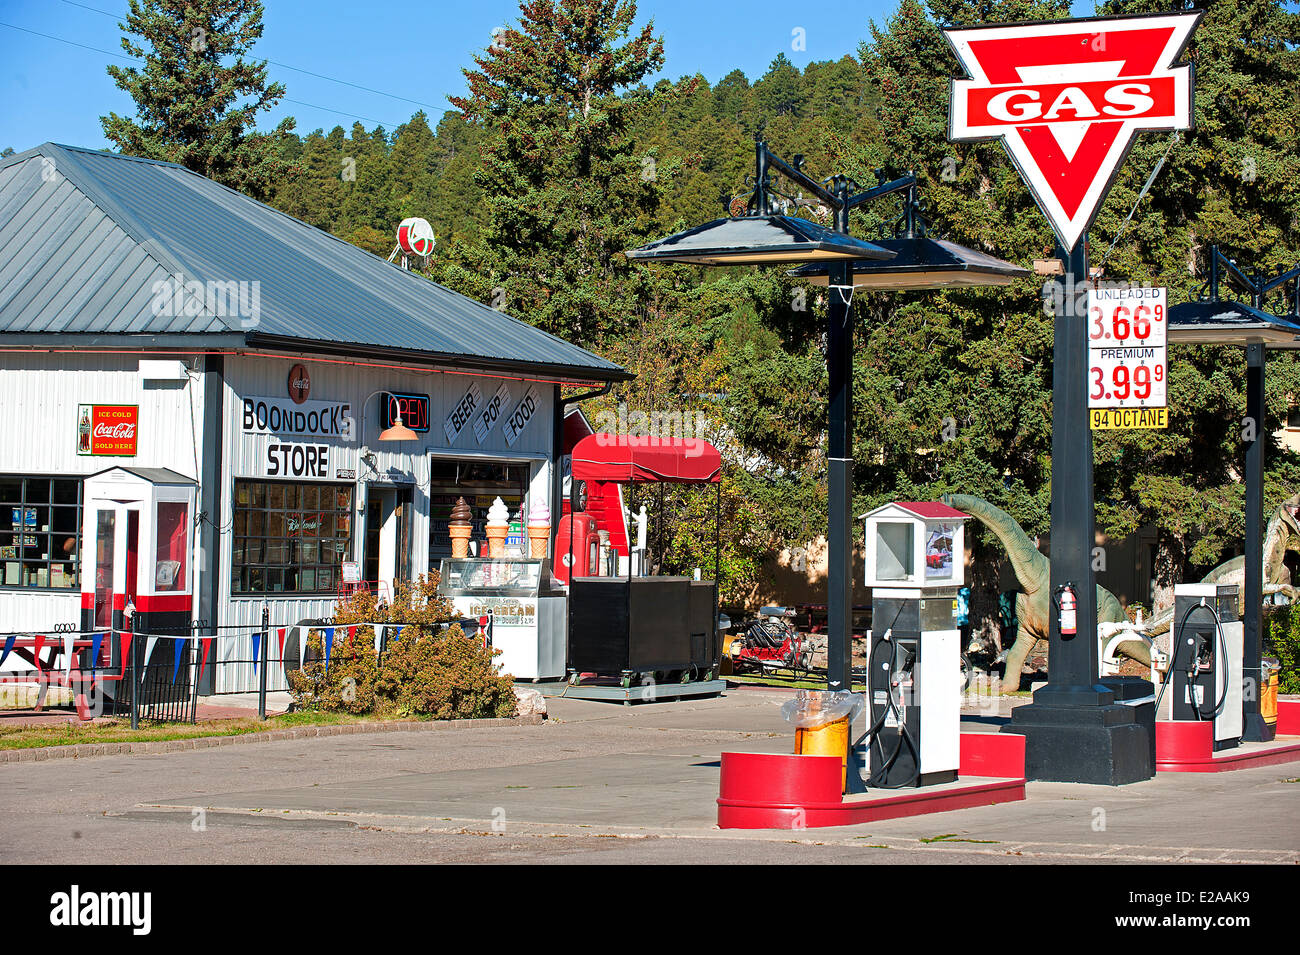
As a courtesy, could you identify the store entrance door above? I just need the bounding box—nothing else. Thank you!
[363,485,413,603]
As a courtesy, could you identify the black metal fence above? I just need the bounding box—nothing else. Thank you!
[0,609,493,726]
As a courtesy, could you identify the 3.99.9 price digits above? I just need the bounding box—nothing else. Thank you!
[1090,361,1165,403]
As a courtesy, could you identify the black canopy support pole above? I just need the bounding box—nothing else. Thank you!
[1041,239,1102,694]
[1243,341,1273,741]
[825,178,854,695]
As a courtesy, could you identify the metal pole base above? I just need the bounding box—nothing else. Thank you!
[1003,702,1154,784]
[1242,712,1276,744]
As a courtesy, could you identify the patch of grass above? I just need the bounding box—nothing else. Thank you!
[727,674,867,692]
[919,832,999,844]
[0,710,385,751]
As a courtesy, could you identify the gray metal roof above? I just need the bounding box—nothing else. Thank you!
[0,144,628,382]
[90,466,195,485]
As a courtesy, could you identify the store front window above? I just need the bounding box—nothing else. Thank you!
[232,479,353,594]
[0,476,82,589]
[428,460,529,567]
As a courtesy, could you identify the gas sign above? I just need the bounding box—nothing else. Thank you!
[946,13,1199,250]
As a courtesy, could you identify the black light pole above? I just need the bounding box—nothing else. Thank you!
[1168,247,1300,743]
[1244,340,1267,741]
[625,141,1027,763]
[825,180,853,694]
[1040,241,1103,699]
[1000,240,1154,785]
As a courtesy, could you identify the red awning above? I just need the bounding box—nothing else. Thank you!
[570,434,722,484]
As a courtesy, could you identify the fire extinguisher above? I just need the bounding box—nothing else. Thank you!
[1055,583,1078,637]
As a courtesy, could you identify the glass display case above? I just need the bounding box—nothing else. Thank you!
[437,558,566,680]
[438,558,549,596]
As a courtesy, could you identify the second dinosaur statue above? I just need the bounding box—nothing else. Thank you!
[942,493,1138,691]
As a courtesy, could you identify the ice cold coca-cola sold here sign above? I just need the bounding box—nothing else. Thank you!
[77,404,138,456]
[946,13,1199,251]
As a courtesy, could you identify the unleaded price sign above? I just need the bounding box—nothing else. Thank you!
[1087,285,1168,429]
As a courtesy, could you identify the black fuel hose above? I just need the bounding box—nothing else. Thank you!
[1157,599,1229,721]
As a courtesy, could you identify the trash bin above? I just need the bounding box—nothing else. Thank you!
[782,690,863,792]
[1262,658,1280,733]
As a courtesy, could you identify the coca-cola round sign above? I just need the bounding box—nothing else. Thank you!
[288,364,311,404]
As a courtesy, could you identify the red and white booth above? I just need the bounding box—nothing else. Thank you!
[79,468,197,669]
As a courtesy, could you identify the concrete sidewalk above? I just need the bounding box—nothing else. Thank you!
[0,690,1295,864]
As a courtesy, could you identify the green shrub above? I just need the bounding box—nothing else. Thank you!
[1264,603,1300,694]
[287,575,517,719]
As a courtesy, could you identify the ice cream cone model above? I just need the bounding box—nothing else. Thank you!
[527,502,551,559]
[486,496,510,558]
[449,497,473,559]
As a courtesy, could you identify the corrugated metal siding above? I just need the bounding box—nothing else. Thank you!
[0,352,207,652]
[0,145,624,379]
[211,355,555,693]
[0,592,80,672]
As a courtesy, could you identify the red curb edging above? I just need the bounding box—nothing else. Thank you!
[0,714,546,764]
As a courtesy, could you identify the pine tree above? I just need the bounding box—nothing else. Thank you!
[446,0,668,345]
[101,0,294,199]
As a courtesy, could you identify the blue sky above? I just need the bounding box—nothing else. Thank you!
[1,0,1105,152]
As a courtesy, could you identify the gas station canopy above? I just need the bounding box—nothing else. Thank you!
[1167,300,1300,348]
[787,237,1029,290]
[570,434,722,484]
[624,215,894,267]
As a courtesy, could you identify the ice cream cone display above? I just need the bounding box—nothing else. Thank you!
[527,502,551,559]
[486,496,510,558]
[449,496,473,559]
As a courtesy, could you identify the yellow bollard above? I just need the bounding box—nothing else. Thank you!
[795,716,850,792]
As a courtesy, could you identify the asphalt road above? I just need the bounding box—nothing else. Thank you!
[1,690,1296,864]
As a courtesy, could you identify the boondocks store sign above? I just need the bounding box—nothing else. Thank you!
[241,396,353,439]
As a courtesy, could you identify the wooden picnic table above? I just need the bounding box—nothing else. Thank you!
[4,634,111,721]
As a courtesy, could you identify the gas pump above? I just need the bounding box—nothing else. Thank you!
[1164,583,1243,750]
[860,503,968,788]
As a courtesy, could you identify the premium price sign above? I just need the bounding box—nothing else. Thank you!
[1088,286,1168,429]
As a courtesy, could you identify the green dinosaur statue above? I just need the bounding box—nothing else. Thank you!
[942,493,1138,691]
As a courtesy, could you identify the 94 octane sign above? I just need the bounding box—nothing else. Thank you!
[1088,285,1168,429]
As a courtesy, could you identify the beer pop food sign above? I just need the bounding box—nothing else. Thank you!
[947,13,1199,251]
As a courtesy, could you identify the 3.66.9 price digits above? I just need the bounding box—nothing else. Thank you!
[1089,303,1164,343]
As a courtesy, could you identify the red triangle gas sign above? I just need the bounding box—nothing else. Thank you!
[946,13,1200,251]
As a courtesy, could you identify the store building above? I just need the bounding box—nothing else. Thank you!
[0,144,627,692]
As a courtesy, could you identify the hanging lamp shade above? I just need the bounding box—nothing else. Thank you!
[1167,300,1300,349]
[625,215,895,266]
[786,237,1029,290]
[377,415,418,441]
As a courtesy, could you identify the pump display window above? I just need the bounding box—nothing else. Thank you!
[0,475,83,589]
[231,479,353,594]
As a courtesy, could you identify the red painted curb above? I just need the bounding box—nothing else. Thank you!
[1278,699,1299,737]
[716,733,1027,830]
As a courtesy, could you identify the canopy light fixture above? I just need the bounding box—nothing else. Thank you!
[787,236,1028,290]
[625,214,894,266]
